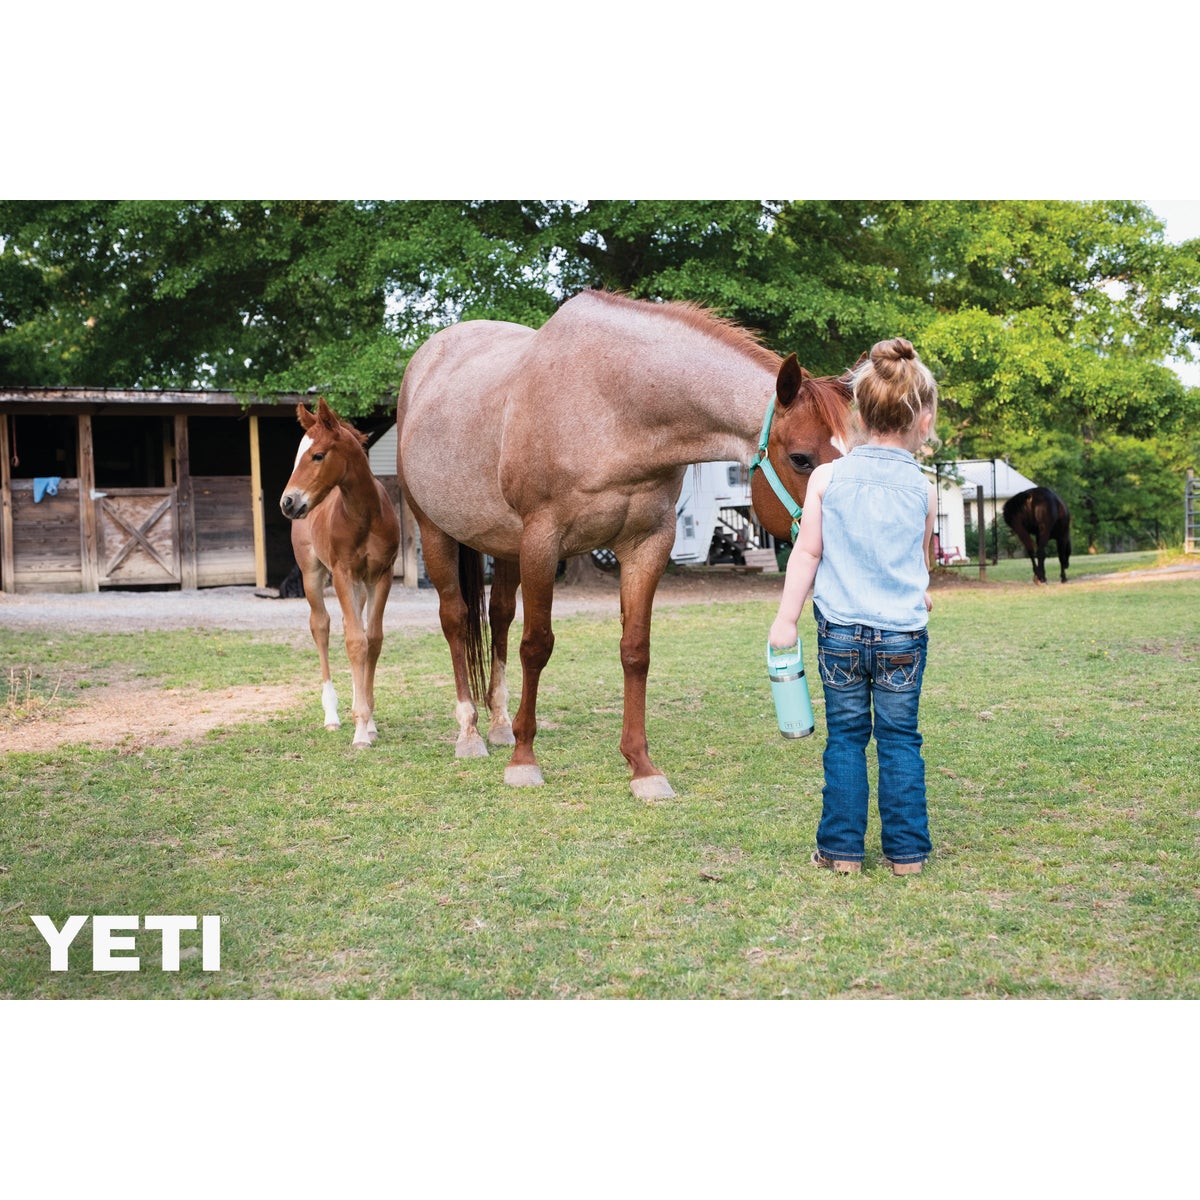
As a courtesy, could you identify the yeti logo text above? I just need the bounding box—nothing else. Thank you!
[30,915,221,972]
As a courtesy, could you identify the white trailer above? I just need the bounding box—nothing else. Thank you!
[671,461,775,568]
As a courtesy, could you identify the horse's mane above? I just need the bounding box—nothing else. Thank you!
[1001,492,1025,524]
[578,290,854,442]
[337,417,370,450]
[802,373,855,445]
[581,290,783,374]
[301,400,370,449]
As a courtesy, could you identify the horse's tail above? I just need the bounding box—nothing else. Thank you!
[458,544,492,704]
[1049,490,1070,526]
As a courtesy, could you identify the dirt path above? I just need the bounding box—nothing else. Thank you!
[0,570,783,754]
[4,565,1195,754]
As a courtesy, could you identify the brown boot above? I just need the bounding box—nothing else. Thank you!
[812,851,861,875]
[884,857,923,876]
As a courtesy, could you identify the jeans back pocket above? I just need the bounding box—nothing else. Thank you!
[818,646,860,688]
[875,650,922,692]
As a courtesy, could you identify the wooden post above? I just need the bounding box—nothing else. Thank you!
[0,413,13,592]
[1186,468,1196,555]
[249,415,267,589]
[175,414,198,589]
[78,414,100,591]
[976,491,987,582]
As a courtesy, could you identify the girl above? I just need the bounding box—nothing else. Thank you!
[768,338,939,876]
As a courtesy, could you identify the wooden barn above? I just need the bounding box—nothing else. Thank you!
[0,389,411,594]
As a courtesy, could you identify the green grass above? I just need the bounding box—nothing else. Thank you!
[939,546,1169,584]
[2,567,1198,999]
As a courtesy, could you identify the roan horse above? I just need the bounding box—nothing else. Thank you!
[396,289,854,798]
[1002,486,1072,584]
[280,398,401,746]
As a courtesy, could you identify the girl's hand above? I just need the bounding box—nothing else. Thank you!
[769,617,798,650]
[924,590,933,612]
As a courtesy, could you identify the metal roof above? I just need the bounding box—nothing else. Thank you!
[944,459,1039,500]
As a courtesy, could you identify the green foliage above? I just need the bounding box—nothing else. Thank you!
[2,200,1199,466]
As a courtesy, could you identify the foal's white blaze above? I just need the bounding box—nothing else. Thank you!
[293,434,314,470]
[321,679,340,729]
[831,433,849,456]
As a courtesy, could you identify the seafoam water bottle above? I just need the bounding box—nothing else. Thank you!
[767,639,815,739]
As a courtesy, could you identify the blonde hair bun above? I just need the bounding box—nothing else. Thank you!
[851,337,938,439]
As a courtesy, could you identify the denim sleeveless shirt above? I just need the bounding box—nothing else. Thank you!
[813,445,930,631]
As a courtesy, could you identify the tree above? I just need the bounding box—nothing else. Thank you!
[3,200,1198,465]
[0,201,413,406]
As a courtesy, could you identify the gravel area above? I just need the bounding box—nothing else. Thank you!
[0,570,791,634]
[3,563,1197,635]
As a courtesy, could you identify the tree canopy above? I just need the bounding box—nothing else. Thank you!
[2,199,1197,547]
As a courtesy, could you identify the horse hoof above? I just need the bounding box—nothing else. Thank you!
[630,775,676,800]
[504,763,545,787]
[325,723,341,732]
[455,734,489,759]
[488,724,516,746]
[351,739,372,750]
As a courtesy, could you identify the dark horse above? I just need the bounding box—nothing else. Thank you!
[1002,486,1071,584]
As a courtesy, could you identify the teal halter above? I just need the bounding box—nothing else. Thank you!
[748,395,803,543]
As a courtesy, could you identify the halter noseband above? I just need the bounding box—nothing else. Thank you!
[748,395,803,543]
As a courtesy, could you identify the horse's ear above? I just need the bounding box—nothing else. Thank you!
[776,353,812,409]
[315,397,340,430]
[838,351,868,389]
[296,403,317,431]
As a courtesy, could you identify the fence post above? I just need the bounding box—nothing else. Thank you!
[1187,468,1196,554]
[977,492,987,581]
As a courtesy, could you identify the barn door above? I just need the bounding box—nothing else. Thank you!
[94,487,181,586]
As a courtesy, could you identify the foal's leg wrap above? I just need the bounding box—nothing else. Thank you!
[321,680,340,730]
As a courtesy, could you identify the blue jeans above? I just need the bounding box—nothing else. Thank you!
[814,608,931,864]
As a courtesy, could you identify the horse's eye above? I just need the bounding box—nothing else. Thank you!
[311,452,326,462]
[789,453,814,473]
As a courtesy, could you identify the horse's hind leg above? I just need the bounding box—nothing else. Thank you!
[1014,527,1040,584]
[417,515,489,758]
[485,557,519,746]
[1035,542,1049,584]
